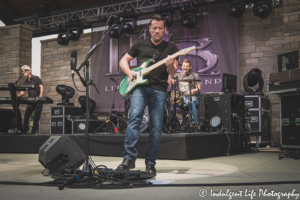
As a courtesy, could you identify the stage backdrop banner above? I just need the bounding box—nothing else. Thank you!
[90,3,239,113]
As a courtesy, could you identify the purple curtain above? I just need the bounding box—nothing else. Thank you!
[90,3,239,113]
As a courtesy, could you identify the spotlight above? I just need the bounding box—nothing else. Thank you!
[78,123,86,131]
[155,3,174,28]
[210,116,221,128]
[109,10,138,39]
[227,0,245,19]
[253,0,272,19]
[180,3,198,29]
[57,19,84,45]
[56,85,75,106]
[108,16,125,39]
[122,9,137,34]
[243,68,264,93]
[78,96,97,118]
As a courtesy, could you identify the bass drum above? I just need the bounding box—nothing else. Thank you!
[127,105,170,133]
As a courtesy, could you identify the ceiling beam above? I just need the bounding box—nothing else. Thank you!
[50,0,63,10]
[0,0,21,18]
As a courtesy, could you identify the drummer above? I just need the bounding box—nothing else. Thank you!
[171,59,201,125]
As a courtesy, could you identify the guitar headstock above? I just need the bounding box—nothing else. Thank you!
[178,46,197,55]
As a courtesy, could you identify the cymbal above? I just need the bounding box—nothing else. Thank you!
[178,79,201,83]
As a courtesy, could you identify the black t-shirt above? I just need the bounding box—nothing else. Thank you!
[22,75,43,97]
[128,39,178,92]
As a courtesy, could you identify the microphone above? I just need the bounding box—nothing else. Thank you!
[70,51,77,77]
[15,74,23,84]
[110,77,117,84]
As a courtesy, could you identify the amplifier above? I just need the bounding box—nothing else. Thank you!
[268,81,300,94]
[72,119,104,134]
[269,68,300,84]
[204,94,245,133]
[268,68,300,94]
[280,95,300,147]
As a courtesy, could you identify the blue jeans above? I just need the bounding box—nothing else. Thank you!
[124,86,167,166]
[183,96,198,125]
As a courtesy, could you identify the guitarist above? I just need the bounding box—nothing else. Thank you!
[118,14,178,176]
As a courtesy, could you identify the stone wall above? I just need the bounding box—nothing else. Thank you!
[238,1,300,145]
[39,33,91,134]
[0,24,34,118]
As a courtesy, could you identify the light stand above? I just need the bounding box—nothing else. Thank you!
[92,79,125,133]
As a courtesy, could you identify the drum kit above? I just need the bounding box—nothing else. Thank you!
[105,78,202,134]
[164,78,202,133]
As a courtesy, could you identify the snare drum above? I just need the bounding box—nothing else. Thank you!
[168,91,183,104]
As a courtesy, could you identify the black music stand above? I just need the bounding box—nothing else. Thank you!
[8,83,22,133]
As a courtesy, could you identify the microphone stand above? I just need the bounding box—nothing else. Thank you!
[11,75,24,133]
[73,24,116,175]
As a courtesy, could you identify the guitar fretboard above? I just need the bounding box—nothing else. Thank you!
[142,52,181,75]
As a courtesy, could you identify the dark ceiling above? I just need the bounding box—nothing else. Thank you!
[0,0,127,25]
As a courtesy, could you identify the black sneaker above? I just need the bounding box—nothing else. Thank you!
[117,158,135,170]
[145,164,156,175]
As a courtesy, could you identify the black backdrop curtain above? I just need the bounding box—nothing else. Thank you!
[90,3,239,113]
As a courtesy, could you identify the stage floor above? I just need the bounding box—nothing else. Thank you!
[0,149,299,200]
[0,132,238,160]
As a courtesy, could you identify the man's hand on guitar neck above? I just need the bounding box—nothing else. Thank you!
[165,55,178,75]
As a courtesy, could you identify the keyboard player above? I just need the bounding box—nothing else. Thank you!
[17,65,44,134]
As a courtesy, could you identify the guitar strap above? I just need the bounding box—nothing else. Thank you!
[152,41,168,63]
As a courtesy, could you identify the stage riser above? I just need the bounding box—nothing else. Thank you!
[0,134,230,160]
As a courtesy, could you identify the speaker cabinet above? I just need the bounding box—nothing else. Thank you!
[204,94,245,133]
[39,136,86,173]
[281,95,300,147]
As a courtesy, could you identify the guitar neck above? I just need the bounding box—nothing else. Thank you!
[142,51,181,75]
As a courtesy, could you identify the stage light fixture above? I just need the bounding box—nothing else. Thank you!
[243,68,264,93]
[56,85,75,106]
[227,0,245,19]
[180,3,198,29]
[78,96,97,118]
[108,17,125,39]
[155,3,174,28]
[57,20,84,45]
[253,0,272,19]
[78,123,86,131]
[122,10,138,34]
[210,116,221,128]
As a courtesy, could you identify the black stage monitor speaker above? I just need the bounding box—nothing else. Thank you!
[204,94,245,133]
[39,136,86,173]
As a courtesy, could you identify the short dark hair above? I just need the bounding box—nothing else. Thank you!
[182,59,192,67]
[150,14,167,27]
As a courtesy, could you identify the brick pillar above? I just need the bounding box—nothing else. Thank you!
[0,24,34,87]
